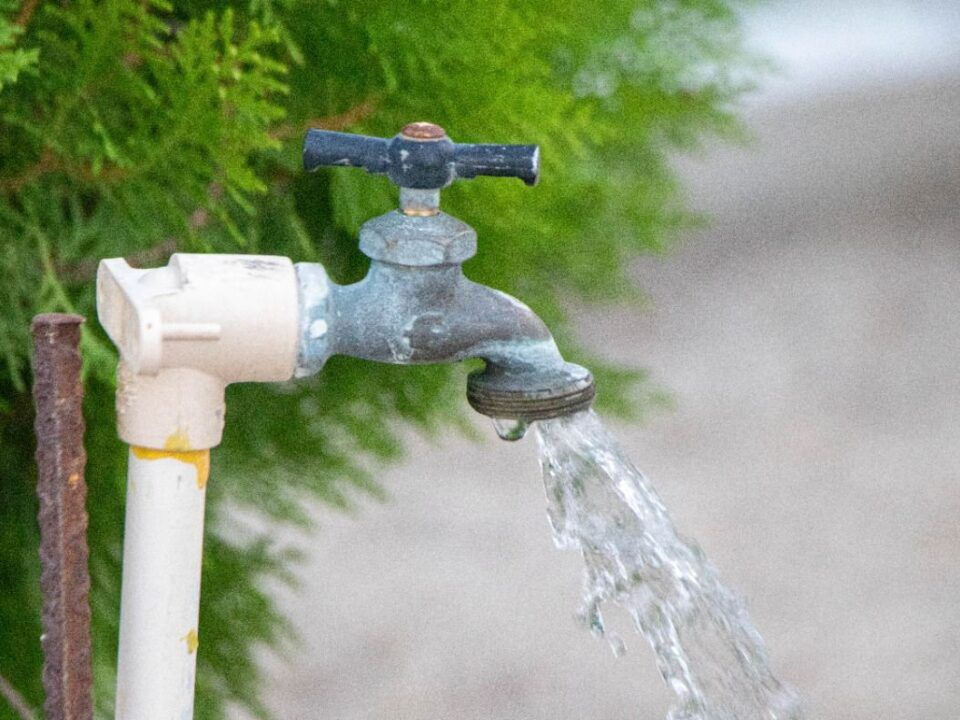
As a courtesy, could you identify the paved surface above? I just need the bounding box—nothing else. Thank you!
[261,74,960,719]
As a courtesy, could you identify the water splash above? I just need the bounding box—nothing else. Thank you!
[535,410,803,720]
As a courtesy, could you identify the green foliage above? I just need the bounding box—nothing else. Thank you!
[0,0,753,717]
[0,1,37,92]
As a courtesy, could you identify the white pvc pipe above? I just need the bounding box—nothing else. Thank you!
[114,446,210,720]
[97,253,301,718]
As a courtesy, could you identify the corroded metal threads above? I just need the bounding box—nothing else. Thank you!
[31,313,93,720]
[467,364,596,422]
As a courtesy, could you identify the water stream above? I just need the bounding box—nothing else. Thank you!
[533,409,803,720]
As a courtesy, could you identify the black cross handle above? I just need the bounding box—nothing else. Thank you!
[303,122,540,189]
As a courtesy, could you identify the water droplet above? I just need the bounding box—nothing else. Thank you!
[578,600,605,638]
[608,634,627,657]
[492,417,529,441]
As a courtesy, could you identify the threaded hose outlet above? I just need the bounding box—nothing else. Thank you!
[466,362,595,422]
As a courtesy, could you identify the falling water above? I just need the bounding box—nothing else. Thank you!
[533,410,803,720]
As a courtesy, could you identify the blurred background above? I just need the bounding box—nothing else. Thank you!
[261,1,960,718]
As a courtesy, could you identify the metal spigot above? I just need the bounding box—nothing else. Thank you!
[299,122,594,423]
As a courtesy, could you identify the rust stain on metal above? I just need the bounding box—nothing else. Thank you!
[31,313,93,720]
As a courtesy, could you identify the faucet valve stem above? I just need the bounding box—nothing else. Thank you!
[399,187,440,217]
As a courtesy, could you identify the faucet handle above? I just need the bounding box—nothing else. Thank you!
[303,122,540,189]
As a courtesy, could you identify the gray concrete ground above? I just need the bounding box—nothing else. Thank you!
[261,72,960,720]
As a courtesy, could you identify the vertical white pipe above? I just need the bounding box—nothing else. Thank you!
[114,446,210,720]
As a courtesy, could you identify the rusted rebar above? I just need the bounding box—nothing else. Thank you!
[31,313,93,720]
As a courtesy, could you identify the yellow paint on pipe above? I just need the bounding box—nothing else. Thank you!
[182,629,199,654]
[130,446,210,489]
[162,429,193,451]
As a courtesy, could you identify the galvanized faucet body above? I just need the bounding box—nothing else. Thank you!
[297,123,594,421]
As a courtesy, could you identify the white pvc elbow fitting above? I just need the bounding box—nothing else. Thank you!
[97,253,301,451]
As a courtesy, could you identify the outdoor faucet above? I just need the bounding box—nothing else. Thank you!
[95,122,593,720]
[298,122,595,421]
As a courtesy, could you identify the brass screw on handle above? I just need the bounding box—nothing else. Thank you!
[400,121,447,140]
[31,313,93,720]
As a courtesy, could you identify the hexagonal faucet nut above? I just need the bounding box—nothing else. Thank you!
[97,253,300,449]
[359,211,478,266]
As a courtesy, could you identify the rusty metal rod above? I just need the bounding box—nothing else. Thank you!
[31,313,93,720]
